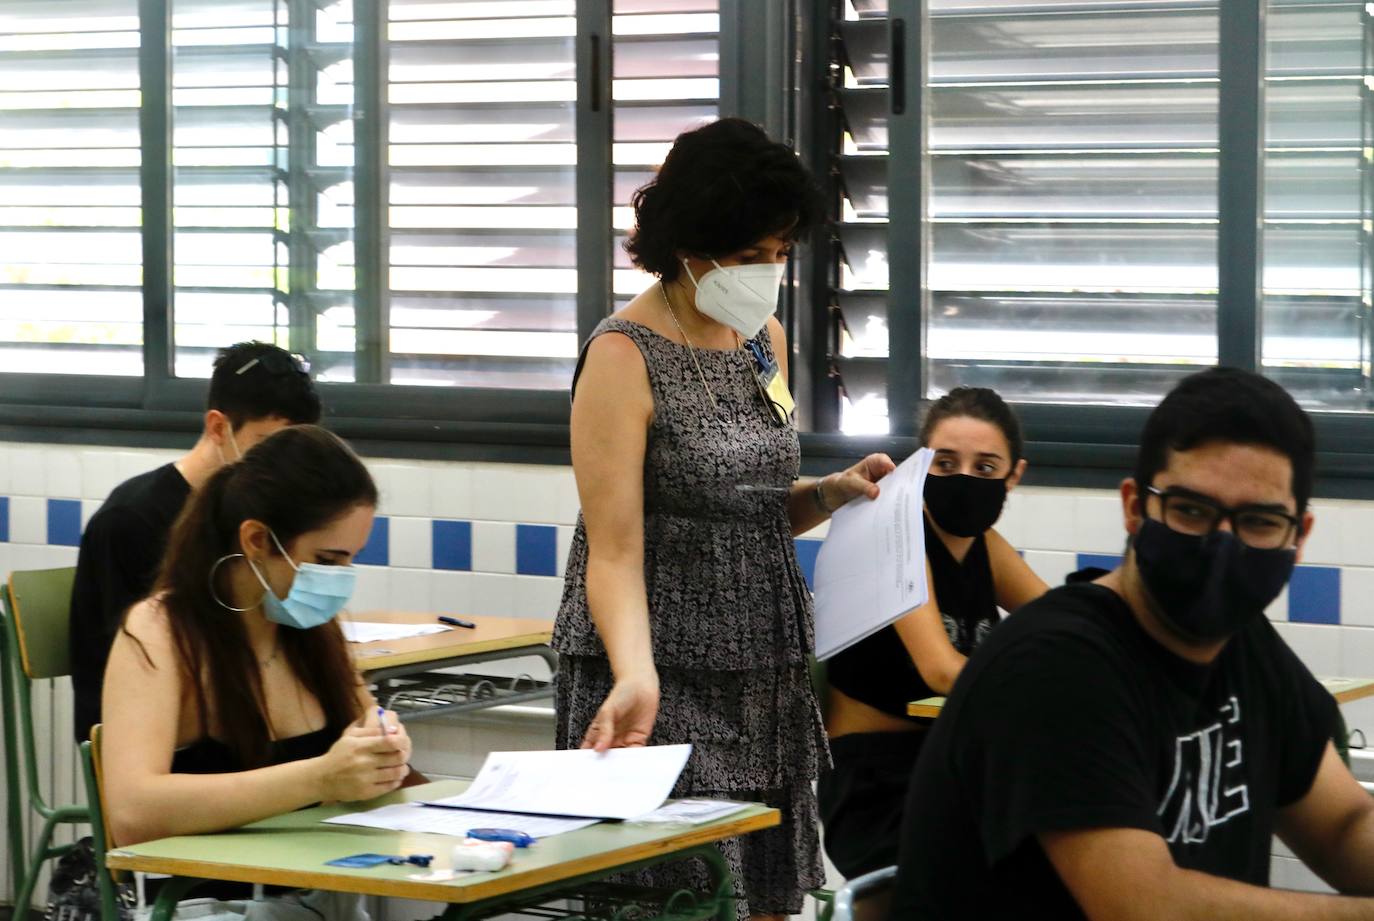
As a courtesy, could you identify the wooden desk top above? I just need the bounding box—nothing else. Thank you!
[107,780,779,905]
[1319,676,1374,704]
[907,697,944,719]
[347,611,554,675]
[907,676,1374,718]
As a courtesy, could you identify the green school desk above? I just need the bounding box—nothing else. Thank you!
[906,676,1374,719]
[350,611,558,721]
[106,780,778,921]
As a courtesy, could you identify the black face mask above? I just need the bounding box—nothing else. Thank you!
[1132,518,1295,642]
[923,473,1007,538]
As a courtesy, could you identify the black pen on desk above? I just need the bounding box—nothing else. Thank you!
[438,615,476,629]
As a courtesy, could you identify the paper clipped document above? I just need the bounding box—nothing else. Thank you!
[424,745,693,821]
[324,803,596,839]
[812,447,933,660]
[340,621,451,644]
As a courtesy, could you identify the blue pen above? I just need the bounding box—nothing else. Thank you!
[438,615,476,629]
[377,706,395,736]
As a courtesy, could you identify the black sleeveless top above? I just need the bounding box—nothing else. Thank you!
[155,724,339,903]
[827,516,999,719]
[171,724,337,774]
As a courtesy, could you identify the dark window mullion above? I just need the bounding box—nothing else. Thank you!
[576,0,612,344]
[1216,0,1265,372]
[355,0,390,383]
[886,0,927,436]
[139,0,174,395]
[797,0,841,433]
[285,0,319,359]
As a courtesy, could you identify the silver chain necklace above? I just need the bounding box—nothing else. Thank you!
[660,281,728,415]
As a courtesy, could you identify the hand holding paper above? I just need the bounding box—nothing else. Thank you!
[427,745,693,820]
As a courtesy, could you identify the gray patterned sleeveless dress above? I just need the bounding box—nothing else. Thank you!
[554,316,828,919]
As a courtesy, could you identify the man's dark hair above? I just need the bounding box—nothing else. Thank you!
[919,386,1024,465]
[1134,367,1315,513]
[624,118,824,282]
[207,341,321,429]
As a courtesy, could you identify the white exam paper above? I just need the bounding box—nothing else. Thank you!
[425,745,693,820]
[813,447,933,660]
[323,803,596,839]
[340,621,451,644]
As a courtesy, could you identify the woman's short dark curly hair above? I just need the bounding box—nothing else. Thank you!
[624,118,824,282]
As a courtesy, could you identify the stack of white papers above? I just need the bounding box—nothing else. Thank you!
[426,745,693,820]
[325,745,695,841]
[324,804,596,839]
[340,621,451,644]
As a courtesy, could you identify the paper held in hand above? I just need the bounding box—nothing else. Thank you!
[425,744,694,820]
[326,745,695,840]
[812,447,933,660]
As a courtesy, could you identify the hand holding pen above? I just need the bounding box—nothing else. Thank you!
[317,706,411,802]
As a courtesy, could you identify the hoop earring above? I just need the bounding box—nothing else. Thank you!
[209,553,266,612]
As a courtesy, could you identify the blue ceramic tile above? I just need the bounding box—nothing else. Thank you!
[0,497,9,543]
[433,519,473,572]
[47,498,81,547]
[1288,565,1340,625]
[795,538,823,591]
[1076,552,1122,575]
[516,524,558,577]
[354,516,390,566]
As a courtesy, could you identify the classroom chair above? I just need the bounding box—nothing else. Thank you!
[1335,708,1352,768]
[831,865,896,921]
[3,566,90,913]
[1,601,22,893]
[80,726,121,921]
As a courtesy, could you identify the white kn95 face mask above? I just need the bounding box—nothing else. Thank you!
[681,258,786,339]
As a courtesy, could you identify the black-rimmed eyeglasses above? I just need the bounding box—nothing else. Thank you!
[1143,485,1300,550]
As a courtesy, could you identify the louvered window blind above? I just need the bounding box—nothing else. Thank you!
[385,0,718,388]
[170,0,355,380]
[0,0,144,376]
[826,0,1368,434]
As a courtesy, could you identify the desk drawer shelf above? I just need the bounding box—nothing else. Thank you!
[375,669,554,722]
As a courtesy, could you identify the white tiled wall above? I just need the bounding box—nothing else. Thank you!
[4,442,1374,907]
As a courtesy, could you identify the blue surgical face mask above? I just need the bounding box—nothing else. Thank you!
[246,531,356,630]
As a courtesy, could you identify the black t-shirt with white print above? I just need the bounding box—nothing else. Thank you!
[889,581,1338,920]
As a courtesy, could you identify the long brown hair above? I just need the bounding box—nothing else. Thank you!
[145,425,377,768]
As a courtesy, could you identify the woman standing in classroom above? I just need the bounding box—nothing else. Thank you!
[552,118,893,920]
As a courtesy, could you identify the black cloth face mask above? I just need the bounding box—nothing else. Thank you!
[1132,517,1295,642]
[923,473,1007,538]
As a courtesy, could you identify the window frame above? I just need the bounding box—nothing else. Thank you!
[2,0,1374,500]
[789,0,1374,495]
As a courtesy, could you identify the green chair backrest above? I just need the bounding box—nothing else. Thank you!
[7,567,77,680]
[80,726,123,921]
[3,567,86,913]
